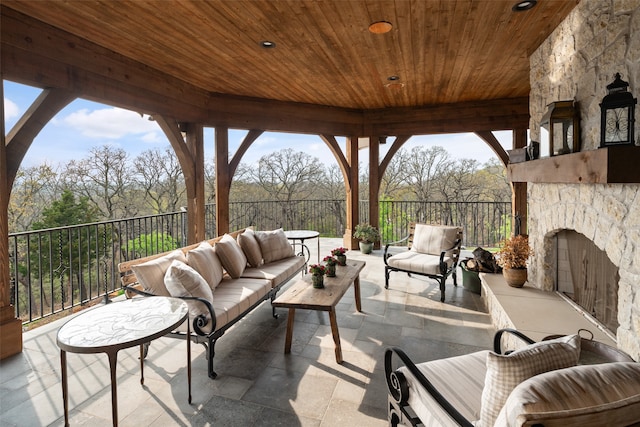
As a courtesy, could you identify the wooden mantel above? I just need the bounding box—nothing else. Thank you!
[508,146,640,184]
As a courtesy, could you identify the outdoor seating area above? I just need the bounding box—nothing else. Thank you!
[1,237,493,426]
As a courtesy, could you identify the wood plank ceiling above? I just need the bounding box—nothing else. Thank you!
[1,0,578,135]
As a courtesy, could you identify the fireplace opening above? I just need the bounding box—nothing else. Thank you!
[555,230,619,333]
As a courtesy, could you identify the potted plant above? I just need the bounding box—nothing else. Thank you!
[331,247,347,265]
[308,263,326,288]
[496,234,531,288]
[323,255,337,277]
[353,223,380,254]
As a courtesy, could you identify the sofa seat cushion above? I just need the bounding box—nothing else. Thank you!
[398,350,489,426]
[411,224,460,256]
[241,256,306,288]
[173,277,271,335]
[495,362,640,427]
[387,251,453,275]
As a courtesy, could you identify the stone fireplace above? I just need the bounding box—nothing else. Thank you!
[527,183,640,358]
[519,0,640,359]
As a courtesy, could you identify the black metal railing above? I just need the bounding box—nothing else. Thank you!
[10,199,511,326]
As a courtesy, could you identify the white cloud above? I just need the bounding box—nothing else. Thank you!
[141,132,161,143]
[3,98,19,120]
[61,107,159,139]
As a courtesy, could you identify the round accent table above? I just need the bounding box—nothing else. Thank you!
[284,229,320,263]
[56,297,190,426]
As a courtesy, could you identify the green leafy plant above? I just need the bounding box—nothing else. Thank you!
[353,223,381,243]
[309,264,326,275]
[323,255,337,266]
[331,247,346,256]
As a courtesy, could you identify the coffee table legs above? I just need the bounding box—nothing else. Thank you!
[354,276,362,312]
[284,308,296,353]
[328,309,343,363]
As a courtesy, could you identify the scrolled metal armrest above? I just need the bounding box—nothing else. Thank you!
[384,235,410,265]
[493,328,536,354]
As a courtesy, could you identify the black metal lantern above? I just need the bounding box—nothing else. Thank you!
[540,100,580,157]
[600,73,637,147]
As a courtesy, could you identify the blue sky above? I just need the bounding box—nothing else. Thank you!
[4,80,514,169]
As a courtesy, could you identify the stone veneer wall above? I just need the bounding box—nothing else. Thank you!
[527,0,640,359]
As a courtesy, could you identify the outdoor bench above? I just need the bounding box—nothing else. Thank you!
[118,227,305,379]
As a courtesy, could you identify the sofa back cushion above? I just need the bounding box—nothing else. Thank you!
[255,228,294,264]
[495,362,640,427]
[213,234,248,279]
[479,334,581,427]
[131,249,187,297]
[164,259,213,321]
[237,228,263,268]
[411,224,460,256]
[186,241,224,290]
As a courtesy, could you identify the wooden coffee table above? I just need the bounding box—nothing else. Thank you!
[272,259,365,363]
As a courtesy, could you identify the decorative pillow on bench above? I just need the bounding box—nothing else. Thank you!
[164,259,213,321]
[479,334,581,427]
[130,249,187,297]
[237,228,263,268]
[255,228,294,264]
[187,241,224,290]
[213,234,248,279]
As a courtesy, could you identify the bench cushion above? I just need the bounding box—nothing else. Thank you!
[242,256,306,288]
[495,362,640,427]
[164,259,213,322]
[187,241,224,290]
[480,334,581,427]
[399,350,489,426]
[255,228,294,264]
[213,234,248,279]
[412,224,460,256]
[131,249,187,297]
[387,251,453,275]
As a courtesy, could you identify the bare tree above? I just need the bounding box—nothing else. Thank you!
[134,148,186,213]
[9,163,63,232]
[403,145,453,202]
[62,145,135,219]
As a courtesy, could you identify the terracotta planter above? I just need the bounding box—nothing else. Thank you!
[503,267,527,288]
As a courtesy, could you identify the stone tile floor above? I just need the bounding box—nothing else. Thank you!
[0,238,493,426]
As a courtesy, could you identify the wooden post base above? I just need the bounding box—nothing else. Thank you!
[0,306,23,360]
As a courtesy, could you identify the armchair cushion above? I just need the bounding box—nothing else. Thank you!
[187,241,224,290]
[164,259,213,322]
[495,362,640,426]
[130,249,187,297]
[386,251,453,275]
[480,334,581,427]
[411,224,460,255]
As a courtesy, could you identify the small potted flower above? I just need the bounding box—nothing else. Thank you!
[308,263,326,288]
[353,223,381,254]
[496,234,531,288]
[323,255,337,277]
[331,247,347,266]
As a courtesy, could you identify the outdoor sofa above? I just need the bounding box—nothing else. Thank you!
[385,328,640,426]
[118,227,305,379]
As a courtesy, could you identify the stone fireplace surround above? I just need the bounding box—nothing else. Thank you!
[527,183,640,358]
[523,0,640,359]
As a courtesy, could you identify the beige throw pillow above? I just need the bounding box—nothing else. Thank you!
[254,228,294,264]
[479,334,581,427]
[187,241,224,290]
[237,228,263,267]
[131,249,187,296]
[213,234,247,278]
[164,260,213,322]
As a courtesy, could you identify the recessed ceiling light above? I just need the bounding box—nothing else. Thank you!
[368,21,393,34]
[260,40,276,48]
[512,0,537,12]
[387,75,400,81]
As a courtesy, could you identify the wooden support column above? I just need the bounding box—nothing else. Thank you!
[369,136,380,249]
[184,123,205,243]
[343,136,359,250]
[215,127,230,236]
[512,128,528,235]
